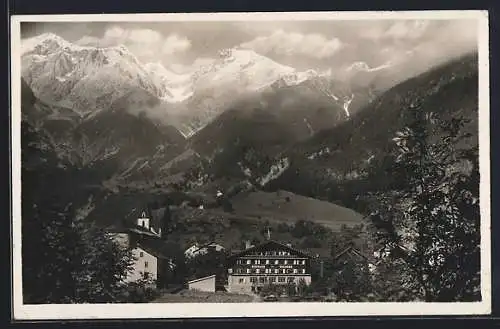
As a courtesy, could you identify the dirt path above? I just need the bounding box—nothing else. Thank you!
[252,294,262,302]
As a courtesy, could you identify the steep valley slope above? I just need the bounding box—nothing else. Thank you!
[265,52,479,212]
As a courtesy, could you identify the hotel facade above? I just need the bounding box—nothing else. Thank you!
[226,240,313,294]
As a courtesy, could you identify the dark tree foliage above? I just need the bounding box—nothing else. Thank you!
[185,250,227,282]
[298,224,374,301]
[310,225,375,301]
[309,258,336,283]
[22,195,134,304]
[156,242,188,286]
[22,121,134,304]
[122,275,160,303]
[260,283,281,296]
[276,222,291,233]
[251,237,262,246]
[296,278,309,297]
[366,103,480,302]
[300,236,322,248]
[161,206,172,234]
[329,224,366,257]
[221,198,234,213]
[330,258,374,301]
[291,220,329,240]
[285,282,297,296]
[370,256,420,302]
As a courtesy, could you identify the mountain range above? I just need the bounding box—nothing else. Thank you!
[21,33,388,137]
[20,32,479,236]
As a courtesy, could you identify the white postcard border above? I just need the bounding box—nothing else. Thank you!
[10,10,491,320]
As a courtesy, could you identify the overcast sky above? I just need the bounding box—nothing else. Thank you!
[21,19,478,74]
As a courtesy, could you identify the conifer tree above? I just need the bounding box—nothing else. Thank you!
[366,102,480,301]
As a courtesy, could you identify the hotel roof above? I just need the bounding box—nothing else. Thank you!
[228,240,313,259]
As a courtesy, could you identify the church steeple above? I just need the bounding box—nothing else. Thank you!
[266,227,271,240]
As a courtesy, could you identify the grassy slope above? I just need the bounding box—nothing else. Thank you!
[230,190,363,231]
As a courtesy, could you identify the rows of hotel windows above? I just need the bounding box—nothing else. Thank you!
[253,250,293,256]
[238,276,299,284]
[233,268,307,274]
[237,259,306,265]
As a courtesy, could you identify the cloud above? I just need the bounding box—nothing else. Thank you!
[75,35,102,47]
[130,29,163,44]
[162,34,192,55]
[240,30,343,59]
[358,20,430,41]
[352,19,477,70]
[384,20,430,40]
[103,26,127,40]
[99,26,163,44]
[351,20,478,89]
[169,57,215,74]
[76,26,191,62]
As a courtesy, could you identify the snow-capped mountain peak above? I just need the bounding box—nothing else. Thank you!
[21,33,380,138]
[21,32,76,56]
[21,33,164,115]
[193,48,297,91]
[144,62,193,103]
[144,62,191,84]
[347,61,371,72]
[346,61,393,73]
[144,62,173,77]
[22,32,141,66]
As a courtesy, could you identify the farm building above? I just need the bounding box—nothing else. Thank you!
[187,274,216,292]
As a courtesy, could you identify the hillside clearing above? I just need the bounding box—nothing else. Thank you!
[230,190,364,231]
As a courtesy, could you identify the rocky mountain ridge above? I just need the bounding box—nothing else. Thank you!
[21,33,382,137]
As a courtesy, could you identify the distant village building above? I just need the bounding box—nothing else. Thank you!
[128,209,163,238]
[187,274,216,292]
[184,244,201,259]
[226,240,313,294]
[184,242,226,259]
[108,208,175,288]
[332,244,380,274]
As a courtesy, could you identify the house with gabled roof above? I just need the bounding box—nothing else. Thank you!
[107,208,175,288]
[184,241,226,259]
[332,244,384,274]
